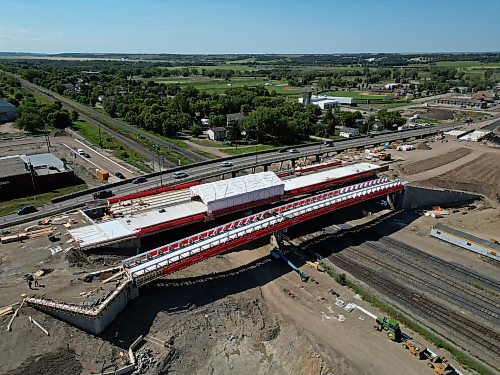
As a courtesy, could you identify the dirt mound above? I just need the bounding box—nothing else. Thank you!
[400,147,471,175]
[11,347,82,375]
[417,152,500,201]
[415,141,431,150]
[65,248,90,266]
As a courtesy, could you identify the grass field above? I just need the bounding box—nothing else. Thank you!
[153,76,303,97]
[72,120,153,172]
[321,90,391,100]
[165,64,256,72]
[0,183,87,216]
[221,144,279,155]
[435,60,500,68]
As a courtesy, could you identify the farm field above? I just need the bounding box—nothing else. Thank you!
[154,76,303,96]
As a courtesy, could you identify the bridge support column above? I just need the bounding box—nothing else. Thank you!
[232,171,237,178]
[291,159,296,168]
[387,194,395,210]
[263,164,270,172]
[315,154,321,162]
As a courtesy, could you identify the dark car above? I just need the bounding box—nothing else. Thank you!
[133,176,147,184]
[278,148,287,153]
[17,205,37,215]
[173,171,188,179]
[93,190,113,200]
[115,172,126,179]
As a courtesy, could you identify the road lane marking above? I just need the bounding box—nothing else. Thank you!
[74,138,135,174]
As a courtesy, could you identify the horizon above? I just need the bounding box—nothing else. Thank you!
[0,0,499,54]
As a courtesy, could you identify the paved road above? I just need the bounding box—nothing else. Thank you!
[6,72,206,165]
[0,124,458,229]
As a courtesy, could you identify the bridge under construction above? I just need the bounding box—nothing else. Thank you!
[26,177,404,334]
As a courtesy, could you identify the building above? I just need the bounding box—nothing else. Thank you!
[298,95,352,108]
[431,224,500,262]
[339,127,359,138]
[472,90,496,103]
[0,100,16,123]
[0,153,75,197]
[207,127,227,141]
[226,112,245,125]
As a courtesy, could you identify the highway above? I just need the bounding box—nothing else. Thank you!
[0,124,456,229]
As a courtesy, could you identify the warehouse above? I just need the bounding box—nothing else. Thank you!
[0,153,75,197]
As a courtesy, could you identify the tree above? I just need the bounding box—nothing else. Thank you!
[322,108,338,135]
[377,109,406,130]
[190,124,203,138]
[226,120,242,145]
[70,110,79,122]
[18,112,44,133]
[51,110,73,129]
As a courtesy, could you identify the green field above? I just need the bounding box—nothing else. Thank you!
[155,76,303,97]
[435,60,500,68]
[322,90,391,100]
[0,183,87,216]
[220,144,279,155]
[165,64,256,72]
[72,120,153,172]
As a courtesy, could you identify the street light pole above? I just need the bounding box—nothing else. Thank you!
[156,146,163,187]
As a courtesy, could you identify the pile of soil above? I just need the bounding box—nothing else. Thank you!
[65,248,90,266]
[418,152,500,202]
[11,347,82,375]
[415,142,431,150]
[400,147,471,175]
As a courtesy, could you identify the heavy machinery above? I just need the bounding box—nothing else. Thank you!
[402,338,427,359]
[427,356,455,375]
[270,248,309,282]
[373,316,401,341]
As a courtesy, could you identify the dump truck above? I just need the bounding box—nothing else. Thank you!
[427,356,455,374]
[402,338,427,359]
[373,316,401,341]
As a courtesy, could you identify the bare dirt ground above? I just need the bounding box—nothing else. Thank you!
[399,147,472,175]
[417,152,500,201]
[0,230,466,375]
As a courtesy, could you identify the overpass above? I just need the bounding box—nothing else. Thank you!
[0,122,451,230]
[25,177,404,333]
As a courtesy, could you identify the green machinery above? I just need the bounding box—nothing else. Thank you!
[374,316,401,341]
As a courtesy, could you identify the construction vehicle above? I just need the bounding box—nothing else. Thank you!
[402,338,427,359]
[373,316,401,341]
[378,152,391,161]
[427,356,455,374]
[270,248,309,282]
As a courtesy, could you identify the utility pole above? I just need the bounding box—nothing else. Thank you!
[156,146,163,187]
[98,123,102,147]
[28,163,37,202]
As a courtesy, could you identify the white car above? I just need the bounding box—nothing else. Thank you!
[77,148,86,155]
[220,161,233,167]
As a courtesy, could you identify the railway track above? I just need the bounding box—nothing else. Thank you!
[381,237,500,293]
[330,253,500,358]
[345,245,500,322]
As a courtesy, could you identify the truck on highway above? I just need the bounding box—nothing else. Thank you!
[93,190,113,200]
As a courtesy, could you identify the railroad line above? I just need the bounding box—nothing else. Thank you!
[330,253,500,358]
[380,237,500,293]
[345,245,500,322]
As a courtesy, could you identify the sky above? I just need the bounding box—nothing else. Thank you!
[0,0,499,54]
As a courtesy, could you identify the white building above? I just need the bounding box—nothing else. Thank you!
[207,127,227,141]
[298,95,353,108]
[339,127,359,138]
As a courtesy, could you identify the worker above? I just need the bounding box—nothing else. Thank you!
[26,274,34,289]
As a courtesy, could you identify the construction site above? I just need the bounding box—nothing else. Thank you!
[1,122,499,375]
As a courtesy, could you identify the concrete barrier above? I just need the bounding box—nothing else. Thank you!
[400,185,482,209]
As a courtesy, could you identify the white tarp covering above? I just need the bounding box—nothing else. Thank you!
[190,172,284,213]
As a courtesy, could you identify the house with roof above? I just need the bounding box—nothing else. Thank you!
[226,112,245,125]
[207,127,227,141]
[0,99,16,123]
